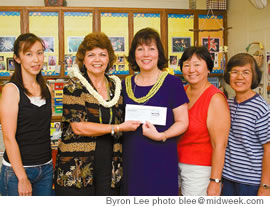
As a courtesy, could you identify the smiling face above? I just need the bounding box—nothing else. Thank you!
[14,41,44,76]
[229,64,253,95]
[83,47,109,76]
[135,40,159,72]
[182,54,209,85]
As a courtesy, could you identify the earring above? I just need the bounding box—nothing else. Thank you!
[83,64,87,71]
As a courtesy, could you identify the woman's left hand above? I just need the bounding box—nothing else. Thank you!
[207,181,221,196]
[142,121,164,141]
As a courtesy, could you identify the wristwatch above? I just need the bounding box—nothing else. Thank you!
[261,184,270,189]
[209,178,222,183]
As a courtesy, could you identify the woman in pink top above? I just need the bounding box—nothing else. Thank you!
[177,46,230,196]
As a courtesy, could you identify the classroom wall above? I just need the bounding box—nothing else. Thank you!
[0,0,190,9]
[225,0,270,100]
[2,0,269,100]
[0,0,208,9]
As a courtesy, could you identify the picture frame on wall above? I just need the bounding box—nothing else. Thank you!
[169,55,177,70]
[202,37,220,52]
[0,37,16,52]
[6,58,15,71]
[48,56,57,66]
[172,37,191,53]
[170,55,177,65]
[64,54,74,67]
[68,37,83,53]
[118,64,125,70]
[41,37,55,53]
[109,37,125,52]
[43,62,48,70]
[117,56,125,64]
[0,62,6,70]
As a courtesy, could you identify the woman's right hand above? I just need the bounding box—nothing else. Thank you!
[18,177,32,196]
[119,120,141,132]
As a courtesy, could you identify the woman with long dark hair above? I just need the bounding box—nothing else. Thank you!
[0,33,53,196]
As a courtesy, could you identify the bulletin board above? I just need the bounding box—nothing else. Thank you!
[168,14,194,74]
[64,12,93,75]
[133,13,160,35]
[198,15,225,73]
[0,6,227,79]
[29,12,60,76]
[0,11,21,77]
[101,12,129,75]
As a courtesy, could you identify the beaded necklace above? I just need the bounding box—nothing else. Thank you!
[99,78,113,124]
[125,71,168,104]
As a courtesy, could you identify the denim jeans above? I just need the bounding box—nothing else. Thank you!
[0,162,53,196]
[222,178,259,196]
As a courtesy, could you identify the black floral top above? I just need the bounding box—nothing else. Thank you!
[55,72,124,189]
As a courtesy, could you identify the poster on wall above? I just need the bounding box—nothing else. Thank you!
[169,56,177,70]
[266,51,270,80]
[6,58,15,71]
[41,37,55,53]
[68,36,83,53]
[0,62,5,70]
[210,52,218,68]
[0,56,5,70]
[64,54,76,74]
[0,37,16,52]
[172,37,191,53]
[109,37,125,52]
[202,37,220,52]
[101,12,129,75]
[117,55,125,64]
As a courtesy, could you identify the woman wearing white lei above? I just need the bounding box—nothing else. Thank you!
[54,32,140,196]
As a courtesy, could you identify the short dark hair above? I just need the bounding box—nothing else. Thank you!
[127,27,167,72]
[76,32,116,73]
[179,46,213,72]
[224,53,261,89]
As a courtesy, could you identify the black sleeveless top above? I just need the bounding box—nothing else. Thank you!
[3,82,52,166]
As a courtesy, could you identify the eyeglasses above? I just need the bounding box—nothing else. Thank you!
[228,70,251,78]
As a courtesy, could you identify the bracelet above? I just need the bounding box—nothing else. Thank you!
[261,183,270,189]
[111,125,115,136]
[116,125,120,133]
[162,132,167,142]
[209,178,222,183]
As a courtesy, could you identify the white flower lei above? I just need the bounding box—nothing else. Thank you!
[68,65,121,108]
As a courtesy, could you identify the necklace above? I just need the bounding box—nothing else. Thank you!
[99,78,113,124]
[68,65,121,108]
[125,71,168,104]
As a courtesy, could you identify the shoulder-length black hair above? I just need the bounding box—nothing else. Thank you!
[127,27,168,72]
[179,46,213,72]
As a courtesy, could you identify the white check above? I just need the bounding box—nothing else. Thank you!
[125,104,167,126]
